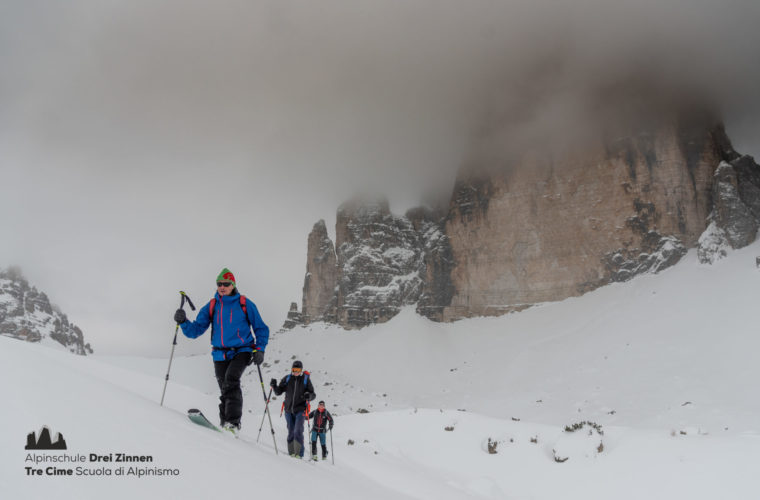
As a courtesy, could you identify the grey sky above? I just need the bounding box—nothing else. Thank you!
[1,0,758,356]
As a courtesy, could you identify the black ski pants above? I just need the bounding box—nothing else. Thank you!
[213,351,251,426]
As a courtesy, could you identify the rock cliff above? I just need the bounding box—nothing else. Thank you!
[0,267,93,355]
[301,220,339,324]
[441,116,740,320]
[285,113,760,328]
[697,156,760,263]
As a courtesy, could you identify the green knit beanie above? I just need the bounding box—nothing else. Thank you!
[216,268,236,287]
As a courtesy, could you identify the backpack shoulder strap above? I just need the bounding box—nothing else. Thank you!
[239,295,252,330]
[210,296,247,319]
[303,370,310,386]
[210,296,251,328]
[208,298,217,321]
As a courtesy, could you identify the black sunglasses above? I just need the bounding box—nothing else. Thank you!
[216,282,233,287]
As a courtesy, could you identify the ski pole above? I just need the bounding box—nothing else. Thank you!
[329,426,334,465]
[255,363,279,455]
[305,410,311,460]
[160,291,195,406]
[256,386,274,443]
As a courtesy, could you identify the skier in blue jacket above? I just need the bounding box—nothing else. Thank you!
[174,268,269,432]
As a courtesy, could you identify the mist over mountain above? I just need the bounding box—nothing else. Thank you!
[1,0,758,353]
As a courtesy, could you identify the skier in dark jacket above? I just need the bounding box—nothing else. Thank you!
[174,268,269,432]
[270,360,315,458]
[308,400,334,461]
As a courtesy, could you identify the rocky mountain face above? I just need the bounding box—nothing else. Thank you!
[698,156,760,263]
[301,220,339,325]
[295,200,447,329]
[284,112,760,329]
[0,267,93,355]
[441,115,743,320]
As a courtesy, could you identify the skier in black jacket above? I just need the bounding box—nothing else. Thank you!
[270,360,315,458]
[308,400,334,461]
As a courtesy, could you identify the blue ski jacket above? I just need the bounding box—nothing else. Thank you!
[180,292,269,361]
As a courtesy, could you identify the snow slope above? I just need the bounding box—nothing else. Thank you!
[274,247,760,433]
[1,336,419,500]
[3,242,760,499]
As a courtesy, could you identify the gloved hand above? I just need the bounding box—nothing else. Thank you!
[270,378,278,388]
[252,350,264,366]
[329,423,334,430]
[303,391,312,401]
[174,309,186,324]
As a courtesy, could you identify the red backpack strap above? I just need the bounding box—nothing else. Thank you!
[239,295,254,340]
[210,296,249,326]
[207,299,217,343]
[208,298,217,320]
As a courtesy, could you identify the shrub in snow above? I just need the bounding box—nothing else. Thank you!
[552,421,604,463]
[444,426,455,431]
[564,421,604,435]
[677,427,707,436]
[487,438,498,454]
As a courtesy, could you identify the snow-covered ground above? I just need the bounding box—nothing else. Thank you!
[3,242,760,499]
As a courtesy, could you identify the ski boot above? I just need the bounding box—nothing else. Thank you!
[322,444,329,460]
[222,422,240,436]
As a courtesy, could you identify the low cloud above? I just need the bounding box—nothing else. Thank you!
[1,0,758,353]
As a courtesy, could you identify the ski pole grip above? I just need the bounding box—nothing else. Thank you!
[180,291,196,311]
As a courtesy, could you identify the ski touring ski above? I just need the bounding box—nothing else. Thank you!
[187,409,249,440]
[187,408,221,432]
[186,408,284,456]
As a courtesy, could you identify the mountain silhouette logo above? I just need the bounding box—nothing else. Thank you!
[25,426,67,450]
